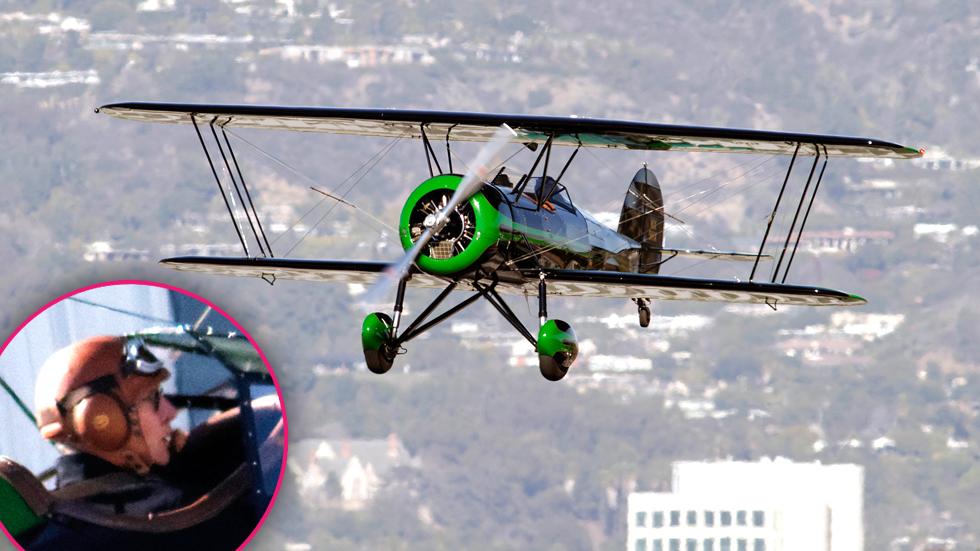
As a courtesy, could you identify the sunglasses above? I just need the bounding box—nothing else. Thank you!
[140,387,164,412]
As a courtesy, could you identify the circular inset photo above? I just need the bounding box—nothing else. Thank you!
[0,281,286,551]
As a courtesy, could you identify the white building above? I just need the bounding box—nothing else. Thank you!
[628,458,863,551]
[288,434,418,510]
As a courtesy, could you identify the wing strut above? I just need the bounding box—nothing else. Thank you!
[554,141,581,186]
[445,123,457,174]
[208,120,271,258]
[781,146,828,282]
[748,142,832,286]
[772,145,820,283]
[513,134,554,197]
[219,125,274,257]
[773,144,823,282]
[192,114,251,256]
[190,115,274,258]
[420,124,443,177]
[750,142,800,281]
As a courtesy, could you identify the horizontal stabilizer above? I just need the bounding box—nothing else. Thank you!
[658,248,771,262]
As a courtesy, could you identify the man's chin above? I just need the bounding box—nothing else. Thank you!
[167,429,188,456]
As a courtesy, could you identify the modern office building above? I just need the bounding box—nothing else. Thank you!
[628,458,863,551]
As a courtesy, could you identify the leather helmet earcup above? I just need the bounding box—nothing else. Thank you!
[70,392,130,451]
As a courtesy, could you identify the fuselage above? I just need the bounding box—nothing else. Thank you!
[399,174,643,281]
[493,182,640,271]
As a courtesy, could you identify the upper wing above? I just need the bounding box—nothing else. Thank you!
[501,268,865,307]
[97,102,921,159]
[161,256,450,289]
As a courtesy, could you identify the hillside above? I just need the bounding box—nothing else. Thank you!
[0,1,977,549]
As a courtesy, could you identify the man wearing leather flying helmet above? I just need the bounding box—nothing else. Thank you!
[34,335,187,477]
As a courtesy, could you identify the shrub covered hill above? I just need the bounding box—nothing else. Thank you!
[0,1,977,549]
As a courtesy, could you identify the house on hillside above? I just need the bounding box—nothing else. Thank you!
[260,44,435,68]
[798,229,894,255]
[82,241,151,262]
[288,433,419,510]
[829,312,904,341]
[778,337,866,366]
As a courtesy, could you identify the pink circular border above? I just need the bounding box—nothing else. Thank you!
[0,279,289,551]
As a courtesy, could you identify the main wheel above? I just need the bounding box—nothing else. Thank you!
[362,312,397,374]
[536,319,579,381]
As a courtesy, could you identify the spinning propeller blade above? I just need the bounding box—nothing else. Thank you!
[359,124,516,310]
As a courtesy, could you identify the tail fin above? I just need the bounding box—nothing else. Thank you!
[618,167,664,274]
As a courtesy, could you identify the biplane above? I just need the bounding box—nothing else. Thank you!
[97,103,921,381]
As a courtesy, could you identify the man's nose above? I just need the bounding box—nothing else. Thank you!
[160,395,178,422]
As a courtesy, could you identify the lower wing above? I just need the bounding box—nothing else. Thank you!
[161,256,449,288]
[512,268,864,306]
[162,257,864,307]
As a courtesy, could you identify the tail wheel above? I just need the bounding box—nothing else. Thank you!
[362,312,397,374]
[638,305,651,328]
[634,298,651,328]
[536,319,578,382]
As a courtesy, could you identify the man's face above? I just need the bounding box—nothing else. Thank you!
[134,389,178,466]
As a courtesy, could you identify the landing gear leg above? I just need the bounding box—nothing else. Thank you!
[634,298,651,328]
[538,273,548,328]
[361,278,407,374]
[391,278,408,336]
[536,273,578,381]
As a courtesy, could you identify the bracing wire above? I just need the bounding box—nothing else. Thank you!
[225,129,400,241]
[449,143,528,183]
[0,375,37,426]
[580,147,779,251]
[506,154,783,267]
[583,147,777,213]
[284,137,403,256]
[662,158,785,246]
[66,297,175,324]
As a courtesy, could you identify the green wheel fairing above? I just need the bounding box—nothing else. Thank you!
[537,319,578,361]
[537,319,578,381]
[399,174,506,275]
[362,312,395,374]
[537,319,578,358]
[362,312,392,352]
